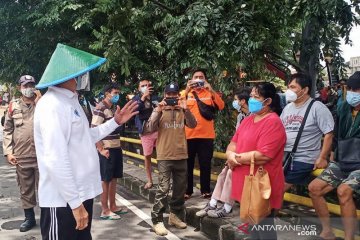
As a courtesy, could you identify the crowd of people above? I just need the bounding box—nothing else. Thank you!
[2,43,360,240]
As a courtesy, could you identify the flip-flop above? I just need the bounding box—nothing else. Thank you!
[113,208,128,215]
[100,214,121,220]
[144,182,153,190]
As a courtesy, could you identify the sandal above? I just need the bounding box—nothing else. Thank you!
[184,193,192,201]
[144,182,153,190]
[113,208,128,215]
[100,213,121,220]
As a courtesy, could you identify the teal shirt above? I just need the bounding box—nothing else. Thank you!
[334,102,360,161]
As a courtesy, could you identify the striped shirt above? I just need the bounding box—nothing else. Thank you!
[91,101,121,149]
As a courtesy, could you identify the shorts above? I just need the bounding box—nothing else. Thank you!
[285,160,314,185]
[99,148,123,182]
[140,131,158,156]
[317,162,360,194]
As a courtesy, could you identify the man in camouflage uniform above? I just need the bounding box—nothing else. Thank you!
[309,71,360,240]
[3,75,41,232]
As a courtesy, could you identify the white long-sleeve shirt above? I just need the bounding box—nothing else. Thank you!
[34,86,120,209]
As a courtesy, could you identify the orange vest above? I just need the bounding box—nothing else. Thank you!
[185,89,224,139]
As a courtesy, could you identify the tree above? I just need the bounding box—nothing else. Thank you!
[1,0,359,149]
[290,0,360,95]
[0,0,97,83]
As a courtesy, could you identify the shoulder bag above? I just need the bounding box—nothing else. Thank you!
[337,138,360,172]
[240,152,272,224]
[192,91,218,121]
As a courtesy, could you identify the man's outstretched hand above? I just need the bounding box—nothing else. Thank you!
[114,100,139,125]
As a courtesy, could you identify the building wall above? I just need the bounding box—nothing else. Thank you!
[349,56,360,75]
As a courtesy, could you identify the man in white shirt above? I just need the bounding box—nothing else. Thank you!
[34,44,138,240]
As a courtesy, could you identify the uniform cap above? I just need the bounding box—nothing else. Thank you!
[36,43,106,89]
[18,75,35,86]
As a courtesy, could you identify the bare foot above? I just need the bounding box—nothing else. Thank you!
[110,206,128,214]
[319,231,336,240]
[101,210,112,216]
[144,182,153,190]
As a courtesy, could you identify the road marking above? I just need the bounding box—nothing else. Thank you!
[115,193,181,240]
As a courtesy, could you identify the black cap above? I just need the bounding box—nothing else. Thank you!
[347,71,360,90]
[164,83,179,93]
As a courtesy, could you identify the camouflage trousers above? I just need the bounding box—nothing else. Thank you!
[317,162,360,194]
[151,159,187,224]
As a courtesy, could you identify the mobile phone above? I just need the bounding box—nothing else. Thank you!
[164,98,178,106]
[190,79,205,88]
[148,81,154,92]
[198,81,205,87]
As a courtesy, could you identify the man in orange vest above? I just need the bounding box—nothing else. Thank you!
[184,68,225,199]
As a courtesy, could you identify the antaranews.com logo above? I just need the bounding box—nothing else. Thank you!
[238,223,317,236]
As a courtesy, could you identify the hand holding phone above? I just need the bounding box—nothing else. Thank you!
[164,97,178,106]
[189,79,205,89]
[147,81,153,93]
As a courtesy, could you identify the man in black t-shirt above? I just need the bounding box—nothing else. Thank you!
[133,79,160,189]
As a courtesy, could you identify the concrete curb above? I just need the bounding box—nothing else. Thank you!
[117,172,247,240]
[118,158,358,239]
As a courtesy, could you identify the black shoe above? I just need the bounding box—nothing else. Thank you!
[19,218,36,232]
[20,207,36,232]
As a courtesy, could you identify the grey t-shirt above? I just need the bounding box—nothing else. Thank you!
[280,98,334,164]
[236,111,250,130]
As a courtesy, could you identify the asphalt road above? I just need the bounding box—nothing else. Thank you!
[0,134,208,240]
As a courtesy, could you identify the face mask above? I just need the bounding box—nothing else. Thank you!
[285,89,297,102]
[110,94,119,104]
[232,100,241,111]
[76,72,90,91]
[248,98,265,113]
[140,86,147,94]
[21,88,35,98]
[346,91,360,107]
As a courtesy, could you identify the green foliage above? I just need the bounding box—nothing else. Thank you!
[0,0,359,150]
[290,0,360,80]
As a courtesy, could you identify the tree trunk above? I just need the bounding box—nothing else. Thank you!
[299,19,320,98]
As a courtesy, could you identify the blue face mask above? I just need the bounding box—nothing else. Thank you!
[248,98,265,113]
[232,100,241,111]
[111,94,119,104]
[346,91,360,107]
